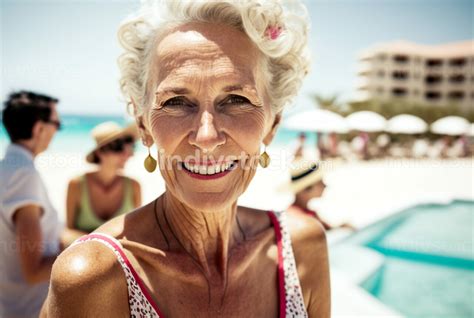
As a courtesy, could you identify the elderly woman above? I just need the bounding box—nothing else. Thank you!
[44,1,330,317]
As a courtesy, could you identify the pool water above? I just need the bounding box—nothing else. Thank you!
[333,200,473,318]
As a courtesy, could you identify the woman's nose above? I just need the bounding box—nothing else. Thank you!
[189,111,225,153]
[124,144,134,157]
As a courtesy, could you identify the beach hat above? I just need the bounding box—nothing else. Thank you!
[288,158,326,194]
[86,121,139,163]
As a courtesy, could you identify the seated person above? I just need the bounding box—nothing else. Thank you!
[287,159,355,231]
[66,121,141,234]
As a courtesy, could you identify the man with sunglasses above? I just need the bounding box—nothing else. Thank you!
[0,90,63,317]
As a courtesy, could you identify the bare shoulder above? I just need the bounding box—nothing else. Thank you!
[129,177,141,188]
[45,240,129,317]
[286,210,327,249]
[67,175,83,189]
[285,211,331,317]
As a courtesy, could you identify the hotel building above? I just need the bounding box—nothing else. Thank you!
[354,40,473,114]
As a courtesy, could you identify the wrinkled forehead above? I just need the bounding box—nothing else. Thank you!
[152,23,263,86]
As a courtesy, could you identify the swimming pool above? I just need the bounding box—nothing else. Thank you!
[330,200,473,318]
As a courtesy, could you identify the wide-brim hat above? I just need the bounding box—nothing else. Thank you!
[86,121,139,163]
[286,158,326,194]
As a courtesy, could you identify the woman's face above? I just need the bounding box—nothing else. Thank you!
[98,137,134,170]
[141,23,280,211]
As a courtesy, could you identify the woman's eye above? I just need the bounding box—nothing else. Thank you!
[163,97,190,107]
[222,95,251,105]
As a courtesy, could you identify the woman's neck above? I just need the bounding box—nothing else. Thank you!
[95,165,120,184]
[158,193,245,278]
[293,196,309,210]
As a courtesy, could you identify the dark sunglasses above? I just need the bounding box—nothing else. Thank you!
[43,119,62,130]
[100,135,135,153]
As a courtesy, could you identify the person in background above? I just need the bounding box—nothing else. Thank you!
[287,159,356,231]
[66,121,141,234]
[316,132,328,159]
[0,91,66,317]
[293,132,306,159]
[327,132,339,157]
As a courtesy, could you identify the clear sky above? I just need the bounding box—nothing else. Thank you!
[1,0,472,115]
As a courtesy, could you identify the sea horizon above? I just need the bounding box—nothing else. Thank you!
[0,113,313,155]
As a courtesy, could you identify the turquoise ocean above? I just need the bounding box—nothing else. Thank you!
[0,114,316,155]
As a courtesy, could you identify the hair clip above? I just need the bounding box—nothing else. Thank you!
[265,25,283,40]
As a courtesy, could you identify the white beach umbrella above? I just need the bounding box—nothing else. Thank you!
[468,123,474,137]
[283,109,348,133]
[386,114,428,134]
[431,116,470,136]
[345,111,387,132]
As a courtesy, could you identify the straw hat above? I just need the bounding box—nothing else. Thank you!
[86,121,139,163]
[288,158,326,194]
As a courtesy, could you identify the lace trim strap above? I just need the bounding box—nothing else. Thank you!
[267,211,308,318]
[73,233,163,317]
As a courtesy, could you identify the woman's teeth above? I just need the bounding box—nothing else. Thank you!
[182,161,236,175]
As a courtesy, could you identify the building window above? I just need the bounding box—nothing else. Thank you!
[425,91,442,100]
[448,91,465,100]
[449,58,467,67]
[393,55,409,63]
[392,88,407,97]
[392,71,409,80]
[426,59,443,67]
[425,75,443,84]
[449,74,465,83]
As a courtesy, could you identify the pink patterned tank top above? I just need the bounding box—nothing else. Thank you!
[73,211,308,317]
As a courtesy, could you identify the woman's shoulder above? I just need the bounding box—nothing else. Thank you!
[48,237,129,315]
[52,238,123,286]
[285,209,327,246]
[68,173,91,188]
[122,175,140,185]
[284,210,330,313]
[52,205,152,285]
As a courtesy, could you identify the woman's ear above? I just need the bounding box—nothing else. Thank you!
[136,114,154,147]
[263,112,282,146]
[131,98,154,147]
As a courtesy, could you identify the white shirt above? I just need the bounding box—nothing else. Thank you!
[0,143,61,318]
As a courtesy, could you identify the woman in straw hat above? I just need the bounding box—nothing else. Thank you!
[288,159,355,231]
[44,1,330,317]
[65,121,141,234]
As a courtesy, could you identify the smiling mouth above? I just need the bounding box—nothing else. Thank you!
[180,160,239,179]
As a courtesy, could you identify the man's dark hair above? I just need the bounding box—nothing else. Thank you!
[2,91,59,142]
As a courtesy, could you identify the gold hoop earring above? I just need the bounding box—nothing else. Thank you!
[259,145,271,168]
[144,147,157,173]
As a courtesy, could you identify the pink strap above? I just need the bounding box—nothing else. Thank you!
[76,234,165,317]
[267,212,286,318]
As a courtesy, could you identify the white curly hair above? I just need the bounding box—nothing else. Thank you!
[118,0,311,116]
